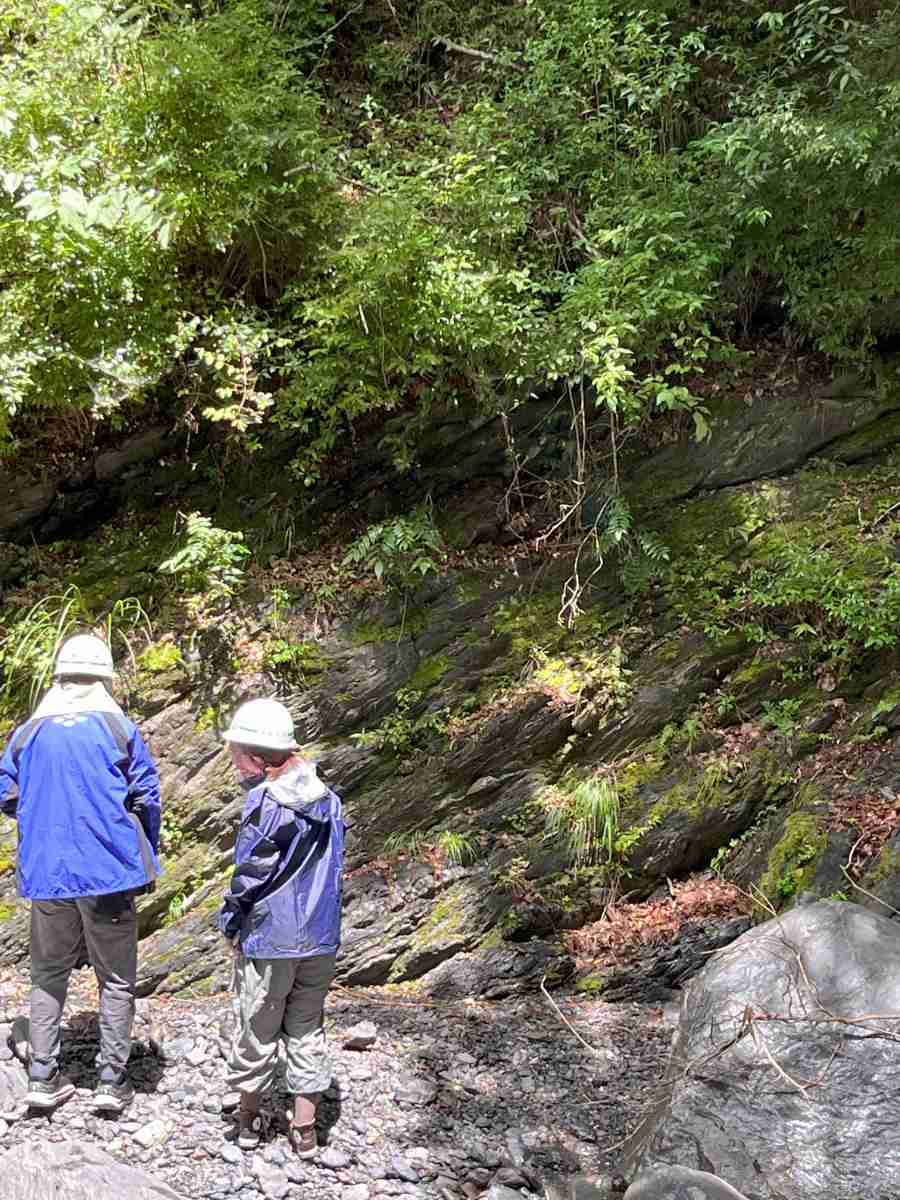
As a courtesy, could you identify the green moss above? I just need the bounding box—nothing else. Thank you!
[575,972,606,996]
[492,591,568,661]
[137,641,182,673]
[350,608,427,645]
[731,658,781,688]
[349,621,395,645]
[476,926,506,951]
[759,812,827,909]
[0,854,14,875]
[387,881,476,981]
[625,762,731,834]
[862,845,900,890]
[0,901,17,921]
[194,706,218,733]
[873,684,900,719]
[408,653,452,692]
[455,577,483,605]
[618,754,666,806]
[656,639,683,665]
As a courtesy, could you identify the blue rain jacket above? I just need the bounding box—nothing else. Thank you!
[218,763,344,960]
[0,704,161,900]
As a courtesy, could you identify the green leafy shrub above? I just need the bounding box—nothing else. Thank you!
[158,513,249,599]
[0,0,334,443]
[352,688,449,755]
[342,510,445,595]
[263,639,331,682]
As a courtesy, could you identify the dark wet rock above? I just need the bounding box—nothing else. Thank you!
[625,901,900,1199]
[587,918,751,1004]
[417,941,575,1000]
[628,384,897,508]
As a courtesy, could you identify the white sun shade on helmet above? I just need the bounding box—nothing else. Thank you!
[222,698,298,752]
[54,634,115,679]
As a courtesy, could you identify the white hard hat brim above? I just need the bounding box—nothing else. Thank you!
[53,663,115,679]
[221,728,299,751]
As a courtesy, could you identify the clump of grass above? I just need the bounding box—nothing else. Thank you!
[543,776,620,867]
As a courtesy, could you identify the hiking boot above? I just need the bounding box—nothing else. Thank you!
[237,1096,263,1151]
[25,1071,76,1110]
[288,1120,317,1160]
[92,1077,135,1114]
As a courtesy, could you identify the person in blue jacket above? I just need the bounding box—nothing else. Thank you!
[218,697,344,1159]
[0,634,160,1113]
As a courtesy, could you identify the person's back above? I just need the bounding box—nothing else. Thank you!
[8,688,159,899]
[227,761,344,961]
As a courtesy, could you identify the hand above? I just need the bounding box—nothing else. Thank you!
[225,936,241,959]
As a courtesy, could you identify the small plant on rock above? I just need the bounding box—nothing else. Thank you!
[342,508,445,597]
[543,775,621,868]
[158,512,249,600]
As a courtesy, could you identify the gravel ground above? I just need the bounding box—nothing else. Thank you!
[0,966,673,1199]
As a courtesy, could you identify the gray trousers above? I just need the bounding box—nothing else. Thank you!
[228,953,335,1096]
[30,893,137,1081]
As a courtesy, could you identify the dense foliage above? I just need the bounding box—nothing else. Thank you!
[1,0,898,473]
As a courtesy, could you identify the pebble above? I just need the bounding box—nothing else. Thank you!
[393,1078,438,1106]
[342,1020,378,1051]
[486,1187,525,1200]
[320,1146,353,1170]
[344,1186,370,1200]
[185,1044,208,1068]
[133,1119,169,1149]
[389,1156,420,1183]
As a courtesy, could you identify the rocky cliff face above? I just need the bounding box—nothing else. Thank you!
[1,363,899,1000]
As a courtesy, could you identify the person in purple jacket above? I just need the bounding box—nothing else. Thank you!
[0,634,160,1114]
[218,698,345,1159]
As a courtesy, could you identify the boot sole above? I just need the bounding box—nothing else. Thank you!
[25,1083,75,1109]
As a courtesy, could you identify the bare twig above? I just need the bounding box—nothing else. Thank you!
[435,37,527,72]
[868,498,900,530]
[840,865,900,917]
[539,973,608,1062]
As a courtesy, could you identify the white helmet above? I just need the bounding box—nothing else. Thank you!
[54,634,115,679]
[222,698,298,752]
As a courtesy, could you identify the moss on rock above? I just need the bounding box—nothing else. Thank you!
[759,811,827,910]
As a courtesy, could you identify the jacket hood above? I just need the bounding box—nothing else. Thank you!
[31,681,125,722]
[265,761,329,812]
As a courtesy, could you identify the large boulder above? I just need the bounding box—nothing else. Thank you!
[624,901,900,1200]
[1,1140,185,1199]
[624,1168,750,1199]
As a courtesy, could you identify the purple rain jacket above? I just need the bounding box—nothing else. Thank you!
[217,761,344,959]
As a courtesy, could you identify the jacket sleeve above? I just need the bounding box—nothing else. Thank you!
[217,798,283,940]
[125,726,161,853]
[0,728,22,817]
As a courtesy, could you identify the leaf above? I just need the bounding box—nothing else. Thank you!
[19,190,56,222]
[692,410,711,442]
